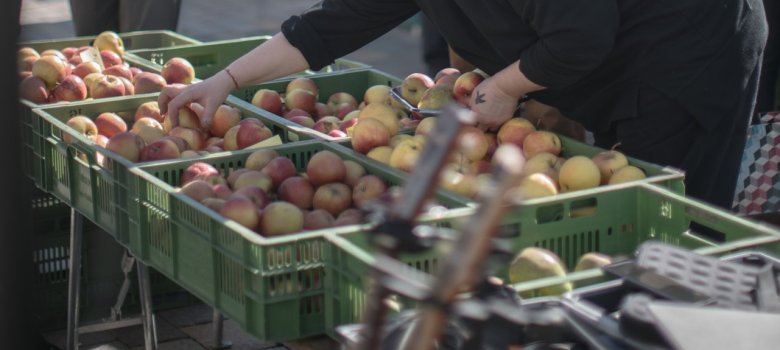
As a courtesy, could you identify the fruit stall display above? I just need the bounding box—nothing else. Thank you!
[28,92,304,241]
[322,182,780,337]
[18,30,201,185]
[120,139,469,341]
[124,36,369,81]
[230,69,407,142]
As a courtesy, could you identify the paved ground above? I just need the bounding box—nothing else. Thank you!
[20,0,427,348]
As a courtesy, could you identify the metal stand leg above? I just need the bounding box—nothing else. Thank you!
[211,309,232,349]
[137,261,158,350]
[66,209,83,350]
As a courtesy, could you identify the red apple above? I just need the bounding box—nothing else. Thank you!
[72,61,102,79]
[289,115,316,128]
[236,123,272,149]
[283,108,311,120]
[105,132,145,162]
[234,186,270,209]
[99,50,123,68]
[244,149,279,171]
[220,194,259,230]
[434,67,461,84]
[333,208,363,226]
[18,76,48,103]
[64,116,98,144]
[201,198,226,212]
[339,118,359,136]
[312,183,352,216]
[117,76,135,95]
[32,55,68,89]
[261,157,297,189]
[327,92,358,114]
[286,77,318,95]
[350,118,390,154]
[103,64,133,81]
[303,209,335,230]
[457,126,489,162]
[169,127,206,150]
[278,176,314,209]
[212,184,233,200]
[352,175,387,208]
[314,102,330,119]
[90,75,126,98]
[95,112,127,138]
[251,89,283,115]
[400,73,434,106]
[135,101,163,123]
[161,57,195,85]
[132,72,167,94]
[328,130,347,138]
[497,118,536,148]
[210,105,241,137]
[452,71,486,107]
[140,138,181,162]
[131,117,166,144]
[522,131,562,159]
[179,179,216,202]
[18,55,37,72]
[129,67,142,78]
[285,88,317,114]
[306,150,346,186]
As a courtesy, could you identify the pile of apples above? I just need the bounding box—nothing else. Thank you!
[352,68,648,200]
[18,30,195,104]
[249,77,418,138]
[176,149,396,236]
[62,100,276,164]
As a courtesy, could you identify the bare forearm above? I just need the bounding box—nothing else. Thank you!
[223,32,310,88]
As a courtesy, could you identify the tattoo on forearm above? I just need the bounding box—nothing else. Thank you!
[475,90,486,104]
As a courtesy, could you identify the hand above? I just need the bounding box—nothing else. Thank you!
[158,70,235,130]
[469,76,520,131]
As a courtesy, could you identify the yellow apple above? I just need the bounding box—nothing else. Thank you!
[558,156,600,192]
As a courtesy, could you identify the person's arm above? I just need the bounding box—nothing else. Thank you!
[471,0,619,129]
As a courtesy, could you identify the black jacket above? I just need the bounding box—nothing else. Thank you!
[281,0,766,133]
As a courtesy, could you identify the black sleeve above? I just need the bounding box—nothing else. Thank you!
[281,0,419,70]
[512,0,619,89]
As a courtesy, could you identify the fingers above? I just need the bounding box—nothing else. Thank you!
[201,103,219,131]
[166,90,193,127]
[157,86,178,115]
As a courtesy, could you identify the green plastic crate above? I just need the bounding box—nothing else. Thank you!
[124,139,469,341]
[19,30,201,188]
[124,35,368,81]
[322,182,780,336]
[229,68,403,142]
[29,92,301,245]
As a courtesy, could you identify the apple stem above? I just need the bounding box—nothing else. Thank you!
[610,142,622,151]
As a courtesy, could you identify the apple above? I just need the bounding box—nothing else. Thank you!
[40,49,65,61]
[251,89,283,115]
[591,148,629,185]
[18,76,48,103]
[303,209,335,230]
[91,75,126,98]
[260,201,304,236]
[18,55,38,73]
[312,183,352,216]
[285,88,317,114]
[99,50,123,68]
[95,112,127,138]
[236,123,272,149]
[18,47,39,68]
[103,64,133,81]
[328,129,348,138]
[32,55,68,89]
[245,149,279,171]
[278,176,314,209]
[105,132,145,162]
[129,67,142,78]
[439,167,479,198]
[417,85,453,110]
[131,117,166,144]
[389,134,412,148]
[160,135,190,153]
[414,117,436,136]
[523,152,563,183]
[169,127,206,150]
[93,31,125,56]
[83,72,105,95]
[261,157,298,189]
[286,77,318,95]
[343,160,366,187]
[163,105,203,132]
[226,169,250,188]
[484,132,498,159]
[117,76,135,95]
[389,138,425,172]
[607,165,647,185]
[232,170,273,193]
[367,146,393,164]
[312,116,342,135]
[452,71,486,107]
[434,67,461,83]
[212,184,233,200]
[497,117,536,147]
[180,150,199,158]
[201,198,226,212]
[283,108,311,120]
[178,180,216,202]
[352,175,387,207]
[400,73,434,106]
[351,119,390,154]
[140,138,181,162]
[358,102,399,136]
[161,57,195,84]
[220,194,260,230]
[314,102,330,119]
[522,131,562,159]
[210,105,241,137]
[510,173,558,200]
[333,208,363,226]
[206,137,223,148]
[364,85,391,105]
[134,101,163,123]
[239,118,263,127]
[63,116,98,144]
[342,110,360,121]
[223,125,241,151]
[339,117,359,136]
[558,156,601,192]
[327,92,358,113]
[234,186,270,209]
[458,126,488,161]
[71,61,101,79]
[289,115,316,128]
[132,72,167,94]
[306,150,346,186]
